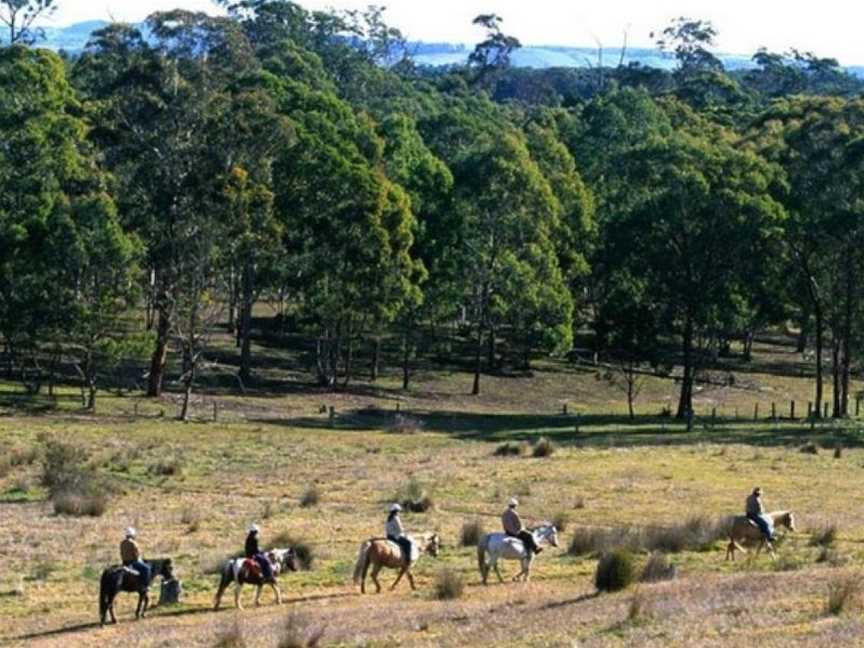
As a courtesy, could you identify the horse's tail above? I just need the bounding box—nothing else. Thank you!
[477,536,488,581]
[352,541,371,585]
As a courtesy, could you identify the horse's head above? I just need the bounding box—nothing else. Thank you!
[781,512,797,532]
[424,533,441,557]
[534,524,559,548]
[271,549,300,573]
[153,558,174,579]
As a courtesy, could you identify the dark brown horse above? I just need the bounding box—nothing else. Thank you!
[99,558,173,626]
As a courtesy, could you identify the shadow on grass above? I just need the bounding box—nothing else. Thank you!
[255,408,864,450]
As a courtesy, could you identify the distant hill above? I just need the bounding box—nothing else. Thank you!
[20,21,864,78]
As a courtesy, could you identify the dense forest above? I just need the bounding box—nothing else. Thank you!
[2,0,864,421]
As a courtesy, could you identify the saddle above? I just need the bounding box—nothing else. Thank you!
[240,558,262,581]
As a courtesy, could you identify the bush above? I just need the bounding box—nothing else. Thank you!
[800,441,819,455]
[396,478,434,513]
[532,437,555,458]
[494,442,525,457]
[826,577,860,615]
[278,613,324,648]
[552,511,570,533]
[460,519,485,547]
[568,526,644,557]
[595,550,636,593]
[434,568,465,600]
[214,621,247,648]
[148,458,183,477]
[640,553,677,583]
[270,534,314,570]
[300,486,320,508]
[181,506,201,533]
[810,524,838,548]
[52,493,108,517]
[41,441,91,497]
[816,548,848,567]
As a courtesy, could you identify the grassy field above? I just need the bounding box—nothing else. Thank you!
[1,334,864,647]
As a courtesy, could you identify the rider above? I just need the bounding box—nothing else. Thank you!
[386,503,413,565]
[120,527,151,588]
[746,487,776,542]
[502,497,542,555]
[244,523,274,582]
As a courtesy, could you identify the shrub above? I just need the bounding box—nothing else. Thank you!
[300,486,320,508]
[214,621,247,648]
[494,442,525,457]
[148,458,182,477]
[434,568,465,600]
[816,548,848,567]
[834,445,844,459]
[640,553,677,583]
[826,576,860,616]
[41,441,91,497]
[53,493,108,517]
[552,511,570,533]
[278,613,324,648]
[460,519,485,547]
[800,441,819,455]
[181,506,201,533]
[595,550,636,593]
[573,496,585,510]
[396,478,433,513]
[772,555,806,572]
[532,437,555,458]
[810,524,838,548]
[271,534,314,571]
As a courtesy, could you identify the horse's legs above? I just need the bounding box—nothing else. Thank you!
[254,584,262,607]
[391,566,407,591]
[234,582,243,610]
[407,570,417,591]
[271,582,282,605]
[493,561,505,584]
[371,564,383,594]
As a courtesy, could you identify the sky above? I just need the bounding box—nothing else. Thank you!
[44,0,864,65]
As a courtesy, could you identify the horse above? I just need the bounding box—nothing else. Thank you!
[213,548,299,610]
[726,511,796,561]
[99,558,173,626]
[477,524,559,585]
[352,532,440,594]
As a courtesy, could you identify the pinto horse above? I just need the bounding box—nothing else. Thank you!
[213,548,299,610]
[726,511,797,561]
[352,533,440,594]
[99,558,173,626]
[477,524,559,585]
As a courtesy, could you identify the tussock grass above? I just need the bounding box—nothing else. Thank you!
[181,506,201,533]
[551,511,570,533]
[800,441,819,455]
[569,516,728,558]
[148,457,183,476]
[214,621,247,648]
[532,437,556,458]
[53,493,108,517]
[494,442,526,457]
[396,478,434,513]
[460,519,484,547]
[809,524,838,548]
[640,553,677,583]
[278,613,324,648]
[434,568,465,600]
[300,486,320,508]
[825,576,860,616]
[595,550,636,593]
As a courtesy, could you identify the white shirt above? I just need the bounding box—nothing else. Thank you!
[386,515,405,538]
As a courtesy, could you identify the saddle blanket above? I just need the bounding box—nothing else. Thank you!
[386,539,420,562]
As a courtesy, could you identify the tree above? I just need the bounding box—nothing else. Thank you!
[0,0,55,46]
[468,14,521,85]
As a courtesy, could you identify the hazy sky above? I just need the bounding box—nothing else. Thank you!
[45,0,864,65]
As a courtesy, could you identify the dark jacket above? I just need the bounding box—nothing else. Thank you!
[245,532,260,558]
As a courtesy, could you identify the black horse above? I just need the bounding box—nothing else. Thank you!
[99,558,173,626]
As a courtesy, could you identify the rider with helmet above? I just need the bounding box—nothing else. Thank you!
[120,527,151,588]
[386,504,413,565]
[502,497,542,556]
[244,524,274,582]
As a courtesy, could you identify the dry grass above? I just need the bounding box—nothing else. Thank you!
[52,492,108,517]
[641,552,677,583]
[299,486,320,508]
[826,576,861,615]
[460,519,485,547]
[809,524,838,548]
[434,568,465,600]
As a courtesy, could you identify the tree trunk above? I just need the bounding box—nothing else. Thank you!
[238,265,254,384]
[676,318,694,420]
[402,331,411,391]
[627,375,635,421]
[472,321,483,396]
[487,325,496,372]
[841,257,853,417]
[796,321,808,354]
[832,333,841,418]
[814,303,824,418]
[370,337,381,382]
[147,307,171,398]
[343,335,354,388]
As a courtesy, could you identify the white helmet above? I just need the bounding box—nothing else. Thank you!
[389,503,402,513]
[124,527,137,538]
[508,497,519,508]
[248,523,260,534]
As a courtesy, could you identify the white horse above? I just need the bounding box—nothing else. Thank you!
[213,548,298,610]
[477,524,559,585]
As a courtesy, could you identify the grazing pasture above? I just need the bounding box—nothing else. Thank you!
[1,338,863,647]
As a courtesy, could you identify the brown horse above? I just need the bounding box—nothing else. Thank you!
[99,558,173,626]
[352,533,440,594]
[726,511,796,561]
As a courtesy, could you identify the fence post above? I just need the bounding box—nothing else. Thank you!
[563,403,568,415]
[712,407,717,424]
[213,402,218,422]
[824,402,830,418]
[790,400,795,420]
[329,406,336,428]
[771,402,777,420]
[754,403,759,421]
[807,402,813,418]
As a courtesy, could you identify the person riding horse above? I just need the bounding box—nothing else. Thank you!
[502,498,542,556]
[120,528,151,589]
[245,524,274,582]
[746,487,776,542]
[386,503,413,565]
